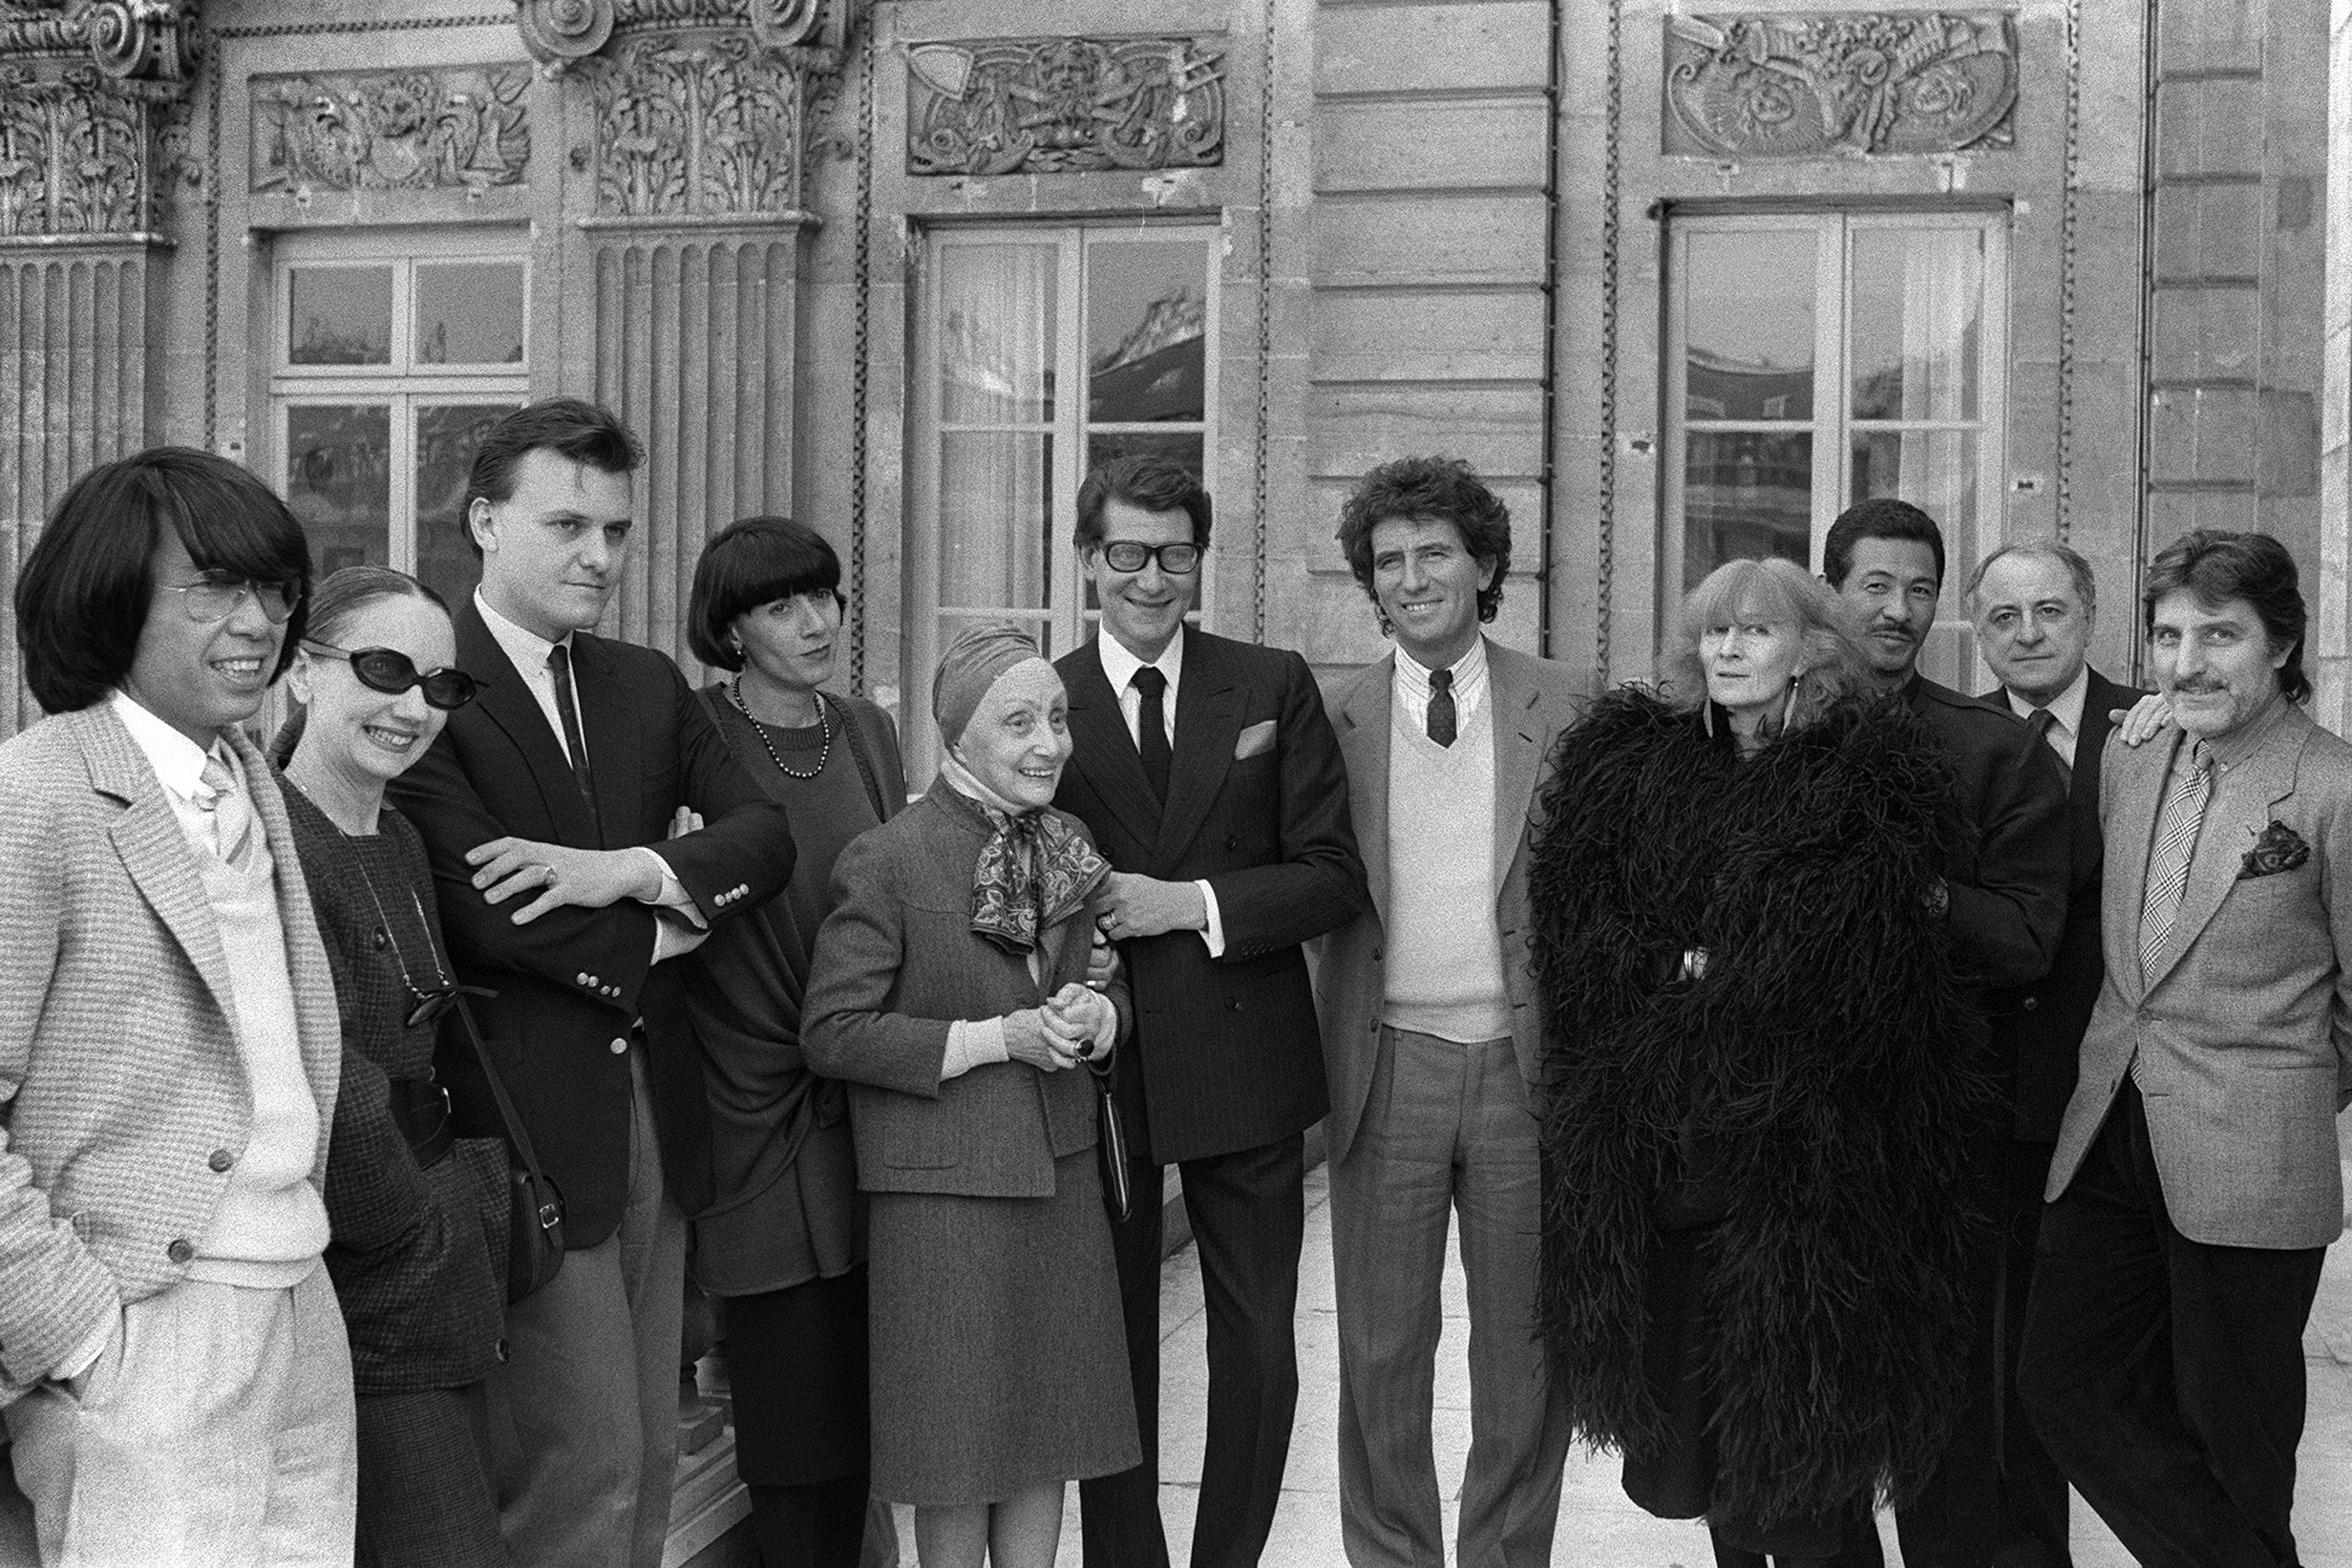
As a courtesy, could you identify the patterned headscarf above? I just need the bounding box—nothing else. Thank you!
[933,625,1110,954]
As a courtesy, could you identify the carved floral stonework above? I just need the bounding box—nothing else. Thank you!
[586,30,810,216]
[251,68,532,195]
[1663,11,2017,158]
[905,34,1224,176]
[514,0,847,70]
[0,0,195,238]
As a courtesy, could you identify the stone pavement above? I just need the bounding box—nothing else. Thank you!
[1025,1156,2352,1568]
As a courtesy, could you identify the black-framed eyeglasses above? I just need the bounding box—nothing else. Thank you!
[1098,541,1201,575]
[165,578,301,625]
[302,641,479,710]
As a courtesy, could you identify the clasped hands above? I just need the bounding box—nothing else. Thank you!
[1004,983,1115,1072]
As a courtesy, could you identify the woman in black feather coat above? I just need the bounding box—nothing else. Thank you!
[1529,557,1983,1566]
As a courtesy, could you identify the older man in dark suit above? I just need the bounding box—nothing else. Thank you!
[1823,500,2070,1568]
[1056,456,1368,1568]
[1967,540,2146,1568]
[390,399,795,1568]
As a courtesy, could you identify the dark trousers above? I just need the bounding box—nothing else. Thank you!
[1873,1139,2073,1568]
[1080,1134,1306,1568]
[2018,1082,2324,1568]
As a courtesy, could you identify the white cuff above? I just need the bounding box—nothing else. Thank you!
[635,847,703,918]
[1196,879,1225,959]
[55,1306,117,1384]
[943,1017,1010,1081]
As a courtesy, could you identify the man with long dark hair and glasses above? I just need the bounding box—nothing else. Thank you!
[0,446,355,1564]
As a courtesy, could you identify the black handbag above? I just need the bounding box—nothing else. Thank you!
[452,993,567,1303]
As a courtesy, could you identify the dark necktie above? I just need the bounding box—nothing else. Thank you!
[2026,706,2072,791]
[1132,666,1173,804]
[546,642,603,838]
[1427,667,1457,748]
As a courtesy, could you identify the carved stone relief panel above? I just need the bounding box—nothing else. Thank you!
[586,30,811,217]
[0,67,152,235]
[904,34,1225,176]
[250,68,531,195]
[1663,11,2017,158]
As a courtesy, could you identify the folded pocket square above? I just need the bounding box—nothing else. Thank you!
[1235,719,1277,760]
[2240,819,2311,879]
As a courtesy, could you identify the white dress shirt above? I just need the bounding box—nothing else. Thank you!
[1393,636,1492,736]
[2005,664,2089,772]
[474,590,702,961]
[1094,630,1227,957]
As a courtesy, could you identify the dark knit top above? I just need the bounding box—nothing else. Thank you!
[688,687,907,1297]
[1528,689,1986,1527]
[279,778,507,1392]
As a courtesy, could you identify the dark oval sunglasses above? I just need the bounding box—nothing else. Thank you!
[302,641,480,711]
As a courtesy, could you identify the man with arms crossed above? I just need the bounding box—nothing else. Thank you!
[2019,530,2352,1568]
[1966,540,2145,1568]
[1822,499,2069,1568]
[391,399,795,1568]
[1316,456,1580,1568]
[0,448,350,1564]
[1056,455,1368,1568]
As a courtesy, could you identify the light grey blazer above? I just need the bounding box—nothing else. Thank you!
[2050,704,2352,1249]
[0,705,341,1402]
[1312,641,1587,1164]
[802,778,1128,1198]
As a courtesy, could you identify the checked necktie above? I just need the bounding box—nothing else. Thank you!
[2136,744,2212,985]
[196,755,254,870]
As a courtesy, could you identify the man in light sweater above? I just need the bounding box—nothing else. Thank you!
[0,448,350,1564]
[1315,456,1584,1568]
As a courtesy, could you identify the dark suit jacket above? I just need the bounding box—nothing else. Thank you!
[1904,675,2070,998]
[1054,628,1369,1165]
[1981,668,2146,1141]
[388,603,795,1248]
[801,780,1127,1198]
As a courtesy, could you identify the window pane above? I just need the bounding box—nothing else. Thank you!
[1681,431,1812,591]
[286,405,392,575]
[414,404,517,607]
[1851,429,1979,596]
[1088,240,1207,423]
[940,246,1056,424]
[1849,228,1983,421]
[1684,230,1814,420]
[415,263,525,366]
[939,431,1050,610]
[287,267,392,366]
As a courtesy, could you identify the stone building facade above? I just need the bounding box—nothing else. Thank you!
[1,0,2345,753]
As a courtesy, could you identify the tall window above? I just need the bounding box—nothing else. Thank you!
[1663,211,2008,681]
[269,230,530,609]
[907,222,1218,775]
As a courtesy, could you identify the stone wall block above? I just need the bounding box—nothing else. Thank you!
[1310,286,1546,382]
[2148,385,2260,484]
[2154,77,2264,179]
[2151,283,2261,381]
[1310,192,1549,286]
[1313,2,1551,95]
[1312,99,1551,192]
[2152,182,2265,281]
[2258,388,2320,495]
[2157,0,2263,74]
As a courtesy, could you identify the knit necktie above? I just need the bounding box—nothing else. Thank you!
[546,642,602,838]
[1132,666,1172,804]
[197,754,253,869]
[1427,667,1457,748]
[2026,706,2071,791]
[2137,744,2212,983]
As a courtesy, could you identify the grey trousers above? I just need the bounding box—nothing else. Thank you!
[488,1048,689,1568]
[1330,1028,1571,1568]
[6,1266,357,1568]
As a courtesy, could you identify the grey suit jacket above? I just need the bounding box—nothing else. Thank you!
[1313,641,1587,1163]
[803,779,1129,1198]
[2049,704,2352,1248]
[0,706,340,1400]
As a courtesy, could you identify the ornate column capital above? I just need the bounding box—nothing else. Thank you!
[0,1,199,243]
[0,1,200,96]
[513,0,853,74]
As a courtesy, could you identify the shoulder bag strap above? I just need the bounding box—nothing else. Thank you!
[452,989,551,1181]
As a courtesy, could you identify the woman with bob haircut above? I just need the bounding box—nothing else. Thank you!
[0,447,360,1563]
[682,515,906,1568]
[1528,555,1982,1566]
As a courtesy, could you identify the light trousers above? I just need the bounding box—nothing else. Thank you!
[5,1265,356,1568]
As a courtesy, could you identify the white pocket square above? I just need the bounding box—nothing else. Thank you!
[1235,720,1277,760]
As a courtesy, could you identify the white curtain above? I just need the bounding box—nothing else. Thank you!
[938,244,1054,613]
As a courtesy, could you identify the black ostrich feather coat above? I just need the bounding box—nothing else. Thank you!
[1528,687,1988,1528]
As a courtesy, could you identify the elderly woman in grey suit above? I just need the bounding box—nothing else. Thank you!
[803,625,1138,1568]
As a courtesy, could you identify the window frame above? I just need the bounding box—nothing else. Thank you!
[1662,209,2010,680]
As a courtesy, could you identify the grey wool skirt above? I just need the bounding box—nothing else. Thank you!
[866,1149,1141,1505]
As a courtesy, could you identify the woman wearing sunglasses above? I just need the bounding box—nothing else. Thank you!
[271,565,512,1568]
[680,516,907,1568]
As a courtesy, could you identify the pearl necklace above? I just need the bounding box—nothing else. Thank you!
[731,677,832,780]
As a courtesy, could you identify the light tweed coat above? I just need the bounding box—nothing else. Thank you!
[0,704,341,1403]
